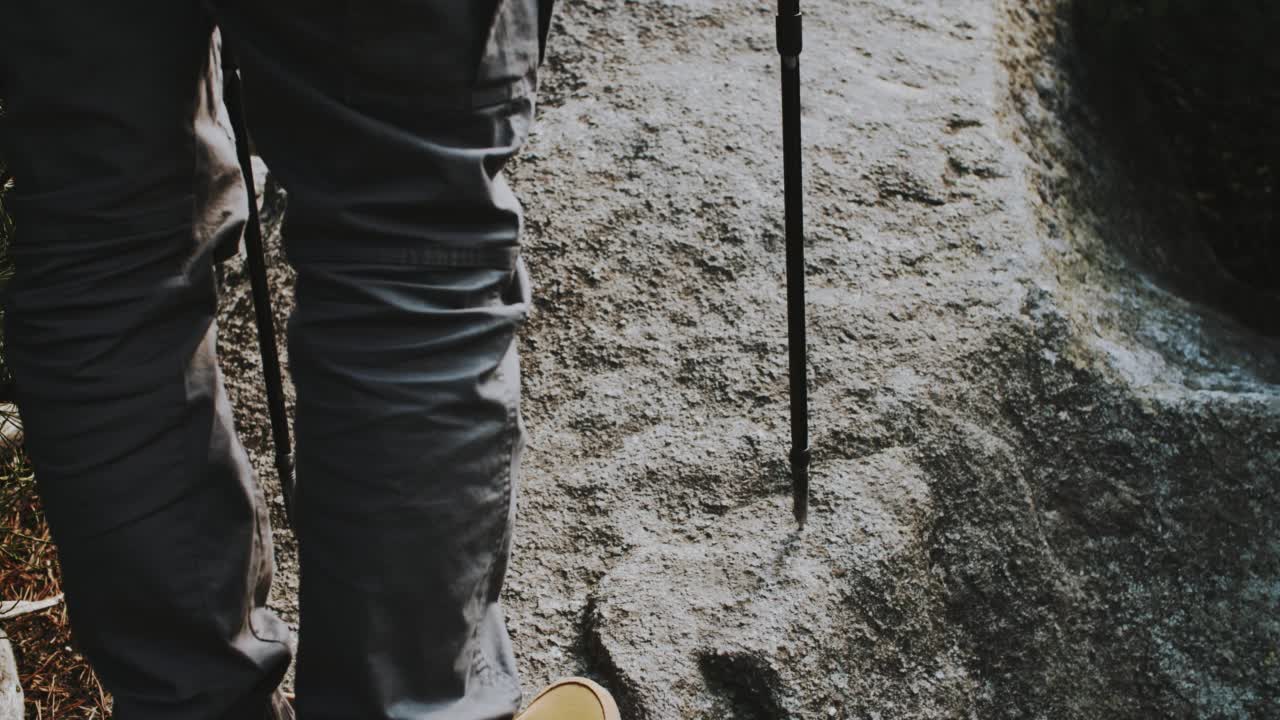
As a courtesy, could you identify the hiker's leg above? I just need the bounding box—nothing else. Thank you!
[0,4,291,718]
[217,1,548,717]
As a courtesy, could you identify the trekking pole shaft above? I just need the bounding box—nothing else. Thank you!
[778,0,810,526]
[222,50,297,515]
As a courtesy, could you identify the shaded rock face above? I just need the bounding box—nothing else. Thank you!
[524,0,1280,716]
[582,308,1280,719]
[922,315,1280,719]
[215,0,1280,717]
[1069,0,1280,313]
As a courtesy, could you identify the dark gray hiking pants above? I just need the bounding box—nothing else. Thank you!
[0,1,550,718]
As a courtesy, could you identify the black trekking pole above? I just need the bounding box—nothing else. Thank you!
[220,46,297,522]
[777,0,810,527]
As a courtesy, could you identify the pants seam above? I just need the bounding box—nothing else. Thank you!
[470,333,520,691]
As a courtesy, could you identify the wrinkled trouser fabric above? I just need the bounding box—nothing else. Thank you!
[0,1,548,718]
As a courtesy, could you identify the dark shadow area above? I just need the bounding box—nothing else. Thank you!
[697,650,787,720]
[1069,0,1280,334]
[0,100,15,401]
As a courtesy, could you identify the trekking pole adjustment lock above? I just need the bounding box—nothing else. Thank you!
[776,12,803,59]
[790,445,812,469]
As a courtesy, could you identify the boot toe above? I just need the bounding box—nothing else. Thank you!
[516,677,620,720]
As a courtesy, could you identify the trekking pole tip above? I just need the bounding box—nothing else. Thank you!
[276,451,297,525]
[790,446,811,527]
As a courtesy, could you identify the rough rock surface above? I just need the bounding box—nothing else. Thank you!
[214,0,1280,717]
[0,637,20,720]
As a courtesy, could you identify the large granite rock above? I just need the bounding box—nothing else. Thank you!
[216,0,1280,716]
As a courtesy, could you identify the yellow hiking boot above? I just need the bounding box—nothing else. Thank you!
[516,677,621,720]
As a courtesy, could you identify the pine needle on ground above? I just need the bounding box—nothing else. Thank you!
[1,450,110,718]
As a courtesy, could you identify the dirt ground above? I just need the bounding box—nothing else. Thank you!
[215,0,1280,718]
